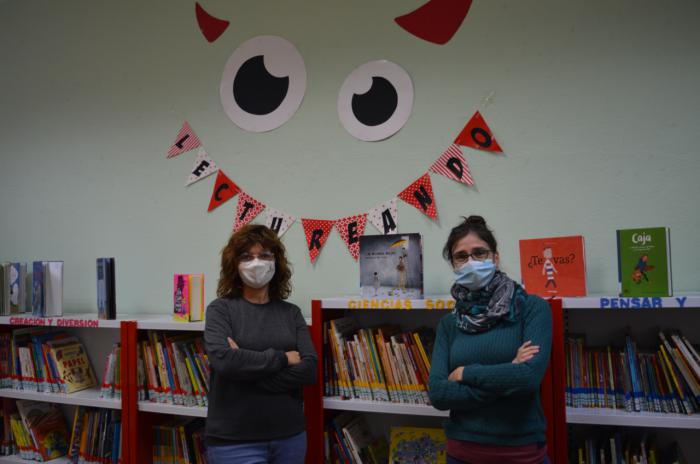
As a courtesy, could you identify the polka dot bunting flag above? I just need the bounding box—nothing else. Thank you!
[335,214,368,261]
[233,191,266,231]
[397,173,438,220]
[301,218,335,264]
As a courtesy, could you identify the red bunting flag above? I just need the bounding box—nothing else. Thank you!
[394,0,473,45]
[429,144,474,185]
[195,2,230,43]
[208,170,241,212]
[454,111,503,153]
[301,219,335,264]
[335,214,368,261]
[398,173,438,220]
[167,121,202,158]
[233,192,266,231]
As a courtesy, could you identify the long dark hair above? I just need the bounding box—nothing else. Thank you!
[217,224,293,300]
[442,215,498,262]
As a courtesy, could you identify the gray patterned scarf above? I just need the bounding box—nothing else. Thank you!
[451,270,525,333]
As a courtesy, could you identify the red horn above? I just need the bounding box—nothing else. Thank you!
[195,2,230,43]
[395,0,473,45]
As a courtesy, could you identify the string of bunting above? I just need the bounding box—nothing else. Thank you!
[165,111,503,264]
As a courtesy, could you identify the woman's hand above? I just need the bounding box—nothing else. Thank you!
[512,340,540,364]
[286,351,301,365]
[448,366,464,382]
[227,337,239,349]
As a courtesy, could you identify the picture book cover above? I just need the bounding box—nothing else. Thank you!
[16,400,68,460]
[188,274,204,322]
[359,233,423,298]
[519,235,587,297]
[43,261,64,317]
[32,261,44,317]
[52,343,96,393]
[9,263,27,314]
[173,274,191,322]
[389,426,446,464]
[617,227,672,297]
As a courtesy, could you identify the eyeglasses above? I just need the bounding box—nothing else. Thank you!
[239,251,275,262]
[452,248,493,266]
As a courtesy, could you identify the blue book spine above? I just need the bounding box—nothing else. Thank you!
[112,421,120,464]
[32,261,44,316]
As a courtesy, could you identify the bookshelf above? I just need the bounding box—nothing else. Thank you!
[562,294,700,462]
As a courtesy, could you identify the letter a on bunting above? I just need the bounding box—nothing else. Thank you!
[454,111,503,153]
[208,170,241,212]
[335,214,368,261]
[301,219,335,264]
[233,192,266,231]
[398,173,438,220]
[167,121,202,158]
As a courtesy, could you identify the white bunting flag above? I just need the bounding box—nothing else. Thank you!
[368,199,398,235]
[265,208,296,237]
[186,148,219,186]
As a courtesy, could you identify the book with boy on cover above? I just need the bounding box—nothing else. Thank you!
[519,235,587,297]
[359,234,423,299]
[616,227,672,297]
[389,426,446,464]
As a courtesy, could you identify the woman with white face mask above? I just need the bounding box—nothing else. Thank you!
[428,216,553,464]
[204,224,317,464]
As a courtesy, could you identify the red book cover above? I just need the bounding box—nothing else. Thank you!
[519,235,587,297]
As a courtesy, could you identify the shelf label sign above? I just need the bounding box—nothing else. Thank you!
[345,298,455,310]
[8,316,101,328]
[598,296,688,309]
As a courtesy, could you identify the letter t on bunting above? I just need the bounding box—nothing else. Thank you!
[429,144,474,186]
[454,111,503,153]
[398,173,438,220]
[335,214,368,260]
[233,192,266,231]
[208,170,241,212]
[301,219,335,264]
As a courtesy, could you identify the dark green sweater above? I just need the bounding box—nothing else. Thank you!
[428,294,552,446]
[204,297,317,444]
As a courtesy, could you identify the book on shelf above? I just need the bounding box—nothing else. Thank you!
[565,331,700,414]
[359,233,424,299]
[617,227,672,297]
[99,343,121,400]
[97,257,116,320]
[68,406,121,464]
[324,316,435,405]
[30,260,64,317]
[518,235,587,297]
[326,412,388,464]
[1,262,28,316]
[388,426,446,464]
[139,331,210,407]
[15,400,69,461]
[173,273,204,322]
[152,418,205,464]
[573,432,689,464]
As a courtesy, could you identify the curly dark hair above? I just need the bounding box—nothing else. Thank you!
[442,215,498,263]
[217,224,293,300]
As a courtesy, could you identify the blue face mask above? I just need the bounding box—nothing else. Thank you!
[454,259,496,290]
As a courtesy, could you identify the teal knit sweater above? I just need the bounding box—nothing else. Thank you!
[428,294,552,446]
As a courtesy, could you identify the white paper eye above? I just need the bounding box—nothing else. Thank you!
[337,60,414,142]
[220,35,307,132]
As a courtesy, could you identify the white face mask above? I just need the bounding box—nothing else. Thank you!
[238,259,276,289]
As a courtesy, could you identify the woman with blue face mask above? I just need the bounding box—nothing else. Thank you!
[428,216,553,464]
[204,224,317,464]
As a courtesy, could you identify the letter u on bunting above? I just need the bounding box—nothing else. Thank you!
[265,208,296,237]
[167,121,202,158]
[335,214,368,260]
[454,111,503,153]
[301,219,335,264]
[429,144,474,185]
[368,199,398,235]
[208,170,241,212]
[186,148,219,186]
[233,191,266,231]
[398,173,438,220]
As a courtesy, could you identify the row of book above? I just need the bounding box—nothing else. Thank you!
[0,328,97,394]
[326,413,446,464]
[573,432,688,464]
[324,317,435,405]
[6,400,69,461]
[138,331,210,407]
[68,407,122,464]
[152,418,206,464]
[565,331,700,414]
[0,261,63,317]
[99,343,121,400]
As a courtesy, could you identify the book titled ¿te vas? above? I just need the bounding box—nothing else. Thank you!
[617,227,672,297]
[519,235,587,297]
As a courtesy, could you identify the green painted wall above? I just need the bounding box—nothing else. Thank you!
[2,0,699,316]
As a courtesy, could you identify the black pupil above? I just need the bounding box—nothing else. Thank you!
[351,76,398,127]
[233,55,289,116]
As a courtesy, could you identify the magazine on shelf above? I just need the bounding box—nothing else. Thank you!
[359,233,423,299]
[616,227,672,297]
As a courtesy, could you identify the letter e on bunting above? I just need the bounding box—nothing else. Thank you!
[335,214,368,260]
[301,219,335,264]
[186,148,219,186]
[454,111,503,153]
[208,170,241,212]
[429,144,474,185]
[167,121,202,158]
[368,199,398,235]
[233,191,266,231]
[398,173,438,220]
